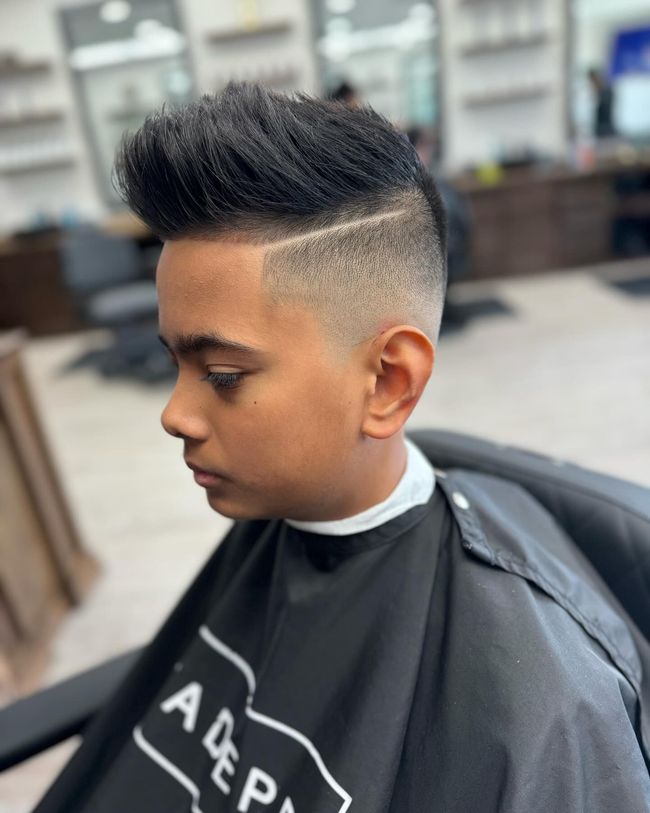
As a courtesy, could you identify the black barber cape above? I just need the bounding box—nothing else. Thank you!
[34,470,650,812]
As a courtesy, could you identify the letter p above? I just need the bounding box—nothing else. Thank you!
[237,766,277,811]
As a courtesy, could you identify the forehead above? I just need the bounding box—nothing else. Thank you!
[156,238,270,339]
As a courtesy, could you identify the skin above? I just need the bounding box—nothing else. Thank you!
[157,238,435,522]
[588,70,604,93]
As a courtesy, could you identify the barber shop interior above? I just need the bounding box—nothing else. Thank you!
[1,0,650,809]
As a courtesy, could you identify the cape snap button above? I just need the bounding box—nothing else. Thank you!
[452,491,470,510]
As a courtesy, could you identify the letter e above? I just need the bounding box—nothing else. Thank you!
[203,707,239,795]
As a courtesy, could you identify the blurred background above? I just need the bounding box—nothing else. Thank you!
[0,0,649,808]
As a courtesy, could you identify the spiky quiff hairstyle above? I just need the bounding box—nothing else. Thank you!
[113,82,448,345]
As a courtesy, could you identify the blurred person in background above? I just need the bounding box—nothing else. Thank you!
[588,67,618,139]
[327,79,361,107]
[407,125,471,292]
[33,84,650,813]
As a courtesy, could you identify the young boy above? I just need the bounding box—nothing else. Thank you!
[35,84,650,812]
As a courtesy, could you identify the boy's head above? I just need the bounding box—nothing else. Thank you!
[114,83,447,521]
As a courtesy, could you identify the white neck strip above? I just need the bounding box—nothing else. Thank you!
[285,439,435,536]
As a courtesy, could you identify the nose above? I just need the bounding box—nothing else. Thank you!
[161,381,211,441]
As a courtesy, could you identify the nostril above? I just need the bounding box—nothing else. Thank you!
[161,422,183,439]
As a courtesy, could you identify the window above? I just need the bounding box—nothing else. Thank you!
[313,0,439,130]
[60,0,194,203]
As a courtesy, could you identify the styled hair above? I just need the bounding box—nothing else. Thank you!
[113,82,447,344]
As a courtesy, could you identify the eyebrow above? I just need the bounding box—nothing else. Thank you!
[158,331,263,357]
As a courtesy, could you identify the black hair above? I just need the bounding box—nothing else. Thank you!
[113,82,445,250]
[113,82,448,342]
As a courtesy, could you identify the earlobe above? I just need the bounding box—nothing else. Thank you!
[361,326,434,440]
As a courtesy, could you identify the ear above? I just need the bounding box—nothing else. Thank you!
[361,326,435,440]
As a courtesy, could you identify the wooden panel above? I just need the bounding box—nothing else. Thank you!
[0,330,98,689]
[0,421,61,637]
[0,243,83,336]
[0,222,159,337]
[459,165,650,278]
[554,176,613,267]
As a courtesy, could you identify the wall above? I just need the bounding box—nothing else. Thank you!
[183,0,318,94]
[0,0,318,235]
[0,0,102,232]
[574,0,649,71]
[438,0,568,171]
[572,0,650,137]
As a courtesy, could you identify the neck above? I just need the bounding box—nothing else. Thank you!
[321,433,408,521]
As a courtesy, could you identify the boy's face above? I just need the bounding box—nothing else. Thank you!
[157,239,373,520]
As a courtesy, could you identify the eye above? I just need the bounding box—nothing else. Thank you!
[202,371,244,391]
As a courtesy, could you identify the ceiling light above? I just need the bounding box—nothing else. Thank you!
[135,19,164,39]
[408,2,435,22]
[99,1,132,24]
[326,16,352,35]
[326,0,356,14]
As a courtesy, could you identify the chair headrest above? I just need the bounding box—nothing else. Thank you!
[410,429,650,641]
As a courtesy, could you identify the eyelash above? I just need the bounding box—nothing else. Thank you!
[202,371,244,391]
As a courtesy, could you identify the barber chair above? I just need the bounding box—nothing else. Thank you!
[60,226,170,381]
[1,428,649,776]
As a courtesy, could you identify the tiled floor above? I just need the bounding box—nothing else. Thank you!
[1,258,649,811]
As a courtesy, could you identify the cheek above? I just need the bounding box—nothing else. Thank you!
[280,367,360,452]
[213,365,360,483]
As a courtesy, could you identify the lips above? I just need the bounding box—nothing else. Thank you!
[185,460,224,488]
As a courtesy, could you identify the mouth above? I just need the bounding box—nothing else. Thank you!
[185,460,225,488]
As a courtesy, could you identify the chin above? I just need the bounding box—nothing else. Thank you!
[206,490,293,522]
[205,491,264,520]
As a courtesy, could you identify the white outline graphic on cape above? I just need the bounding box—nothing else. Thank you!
[132,624,352,813]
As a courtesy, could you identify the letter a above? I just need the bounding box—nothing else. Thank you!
[160,681,203,733]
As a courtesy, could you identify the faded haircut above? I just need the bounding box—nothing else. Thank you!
[113,82,448,345]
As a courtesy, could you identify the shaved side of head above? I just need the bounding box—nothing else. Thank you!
[259,192,442,346]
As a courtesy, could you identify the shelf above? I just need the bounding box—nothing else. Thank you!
[214,66,299,89]
[464,84,551,108]
[460,30,550,56]
[0,59,52,79]
[0,157,75,175]
[0,110,65,129]
[106,108,152,122]
[206,20,292,44]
